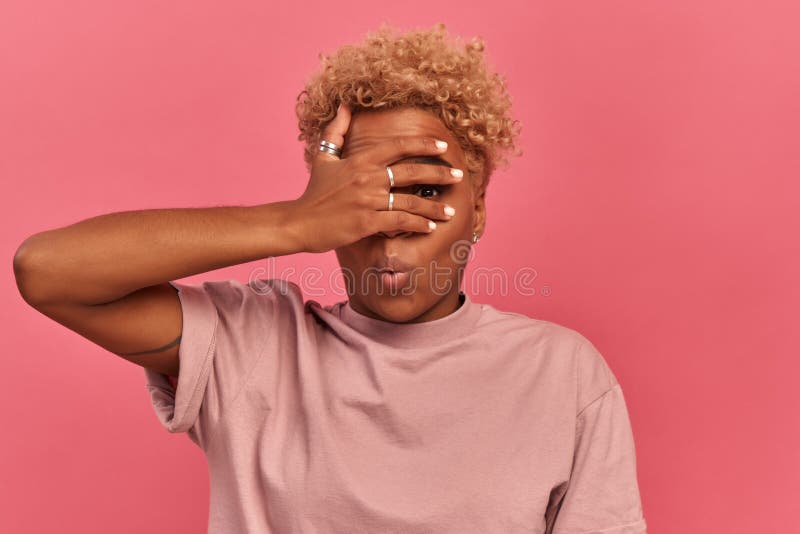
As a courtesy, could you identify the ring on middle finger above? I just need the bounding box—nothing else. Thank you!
[386,165,395,188]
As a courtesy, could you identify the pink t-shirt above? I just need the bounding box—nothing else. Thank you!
[144,278,646,533]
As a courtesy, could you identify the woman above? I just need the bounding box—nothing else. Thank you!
[14,23,646,533]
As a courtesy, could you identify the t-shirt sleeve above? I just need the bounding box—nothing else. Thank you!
[142,277,298,450]
[549,339,647,534]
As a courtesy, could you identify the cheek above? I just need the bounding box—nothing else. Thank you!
[427,215,471,265]
[335,244,366,271]
[443,191,473,233]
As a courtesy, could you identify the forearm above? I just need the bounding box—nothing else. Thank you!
[13,200,304,306]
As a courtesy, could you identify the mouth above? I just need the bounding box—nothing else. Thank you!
[372,255,416,273]
[371,255,416,292]
[376,270,411,292]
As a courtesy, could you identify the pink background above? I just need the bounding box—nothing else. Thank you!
[3,1,798,532]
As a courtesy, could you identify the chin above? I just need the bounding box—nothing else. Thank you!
[367,293,423,322]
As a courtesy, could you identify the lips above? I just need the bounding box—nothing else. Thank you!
[378,270,411,292]
[372,255,416,274]
[371,255,416,292]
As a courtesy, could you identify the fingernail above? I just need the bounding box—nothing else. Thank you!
[429,221,437,230]
[444,205,456,216]
[435,140,448,150]
[450,168,463,178]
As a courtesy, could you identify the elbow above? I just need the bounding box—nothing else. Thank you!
[13,234,48,306]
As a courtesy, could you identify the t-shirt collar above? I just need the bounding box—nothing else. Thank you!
[338,291,481,349]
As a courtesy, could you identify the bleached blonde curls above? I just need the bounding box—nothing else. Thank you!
[295,22,522,193]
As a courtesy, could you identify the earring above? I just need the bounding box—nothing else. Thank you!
[472,231,480,244]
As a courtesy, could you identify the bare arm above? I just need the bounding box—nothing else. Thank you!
[13,200,303,306]
[11,103,457,376]
[12,201,305,376]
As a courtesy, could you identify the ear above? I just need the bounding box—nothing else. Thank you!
[472,183,487,238]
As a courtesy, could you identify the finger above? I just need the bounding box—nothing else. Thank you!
[369,210,437,236]
[385,162,464,188]
[379,192,454,221]
[316,102,352,164]
[368,136,449,167]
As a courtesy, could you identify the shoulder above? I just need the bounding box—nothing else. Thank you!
[169,277,309,331]
[191,277,305,307]
[477,303,587,349]
[478,303,618,412]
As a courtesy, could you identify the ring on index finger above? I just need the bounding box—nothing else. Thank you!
[319,139,342,158]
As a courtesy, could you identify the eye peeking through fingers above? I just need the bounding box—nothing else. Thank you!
[392,184,448,198]
[413,184,444,198]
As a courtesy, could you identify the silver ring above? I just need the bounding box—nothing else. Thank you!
[386,165,395,187]
[319,139,342,157]
[388,192,394,211]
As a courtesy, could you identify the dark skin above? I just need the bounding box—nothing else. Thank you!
[335,106,487,324]
[12,104,485,380]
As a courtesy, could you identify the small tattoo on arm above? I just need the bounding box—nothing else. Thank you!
[119,334,181,356]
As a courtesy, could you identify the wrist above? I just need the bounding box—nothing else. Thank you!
[253,200,308,257]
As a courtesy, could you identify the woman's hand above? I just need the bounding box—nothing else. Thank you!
[291,103,464,254]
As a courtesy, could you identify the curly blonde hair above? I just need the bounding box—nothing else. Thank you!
[295,22,522,193]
